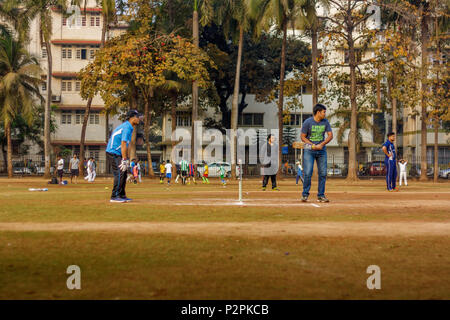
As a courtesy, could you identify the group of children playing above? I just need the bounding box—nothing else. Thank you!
[158,160,227,186]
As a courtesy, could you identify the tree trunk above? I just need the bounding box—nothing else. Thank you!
[346,30,358,181]
[44,39,52,178]
[420,12,429,181]
[79,98,92,173]
[105,109,110,142]
[277,21,288,178]
[101,13,108,48]
[6,121,12,178]
[144,97,155,176]
[191,8,199,165]
[129,128,137,161]
[171,90,177,153]
[311,22,318,106]
[391,74,397,156]
[1,144,7,173]
[433,116,438,183]
[230,26,244,179]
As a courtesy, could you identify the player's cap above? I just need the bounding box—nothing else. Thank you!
[126,109,144,121]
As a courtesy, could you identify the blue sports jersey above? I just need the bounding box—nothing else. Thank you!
[106,121,133,156]
[383,140,396,162]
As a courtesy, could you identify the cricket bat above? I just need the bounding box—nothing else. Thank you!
[292,141,313,150]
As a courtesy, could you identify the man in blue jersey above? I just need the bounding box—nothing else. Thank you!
[106,110,143,203]
[300,104,333,203]
[382,132,398,192]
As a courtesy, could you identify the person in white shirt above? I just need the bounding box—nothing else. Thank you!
[398,159,408,186]
[56,156,64,184]
[165,160,173,185]
[84,158,93,182]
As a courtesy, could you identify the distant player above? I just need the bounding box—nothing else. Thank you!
[56,155,64,184]
[202,161,209,184]
[219,164,226,186]
[398,158,408,186]
[295,161,304,185]
[188,162,197,185]
[159,161,165,184]
[69,154,79,184]
[106,109,143,203]
[165,160,173,185]
[382,132,398,192]
[180,159,188,185]
[175,163,181,184]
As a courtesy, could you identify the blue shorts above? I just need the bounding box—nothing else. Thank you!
[166,173,172,179]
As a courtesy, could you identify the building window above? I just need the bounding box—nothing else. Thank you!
[344,49,362,64]
[75,81,81,91]
[176,112,191,127]
[62,46,73,59]
[89,111,100,125]
[76,48,87,60]
[61,111,72,124]
[62,80,72,92]
[41,76,47,91]
[238,113,264,127]
[90,49,95,59]
[62,17,67,26]
[41,47,47,58]
[76,110,85,124]
[81,16,86,26]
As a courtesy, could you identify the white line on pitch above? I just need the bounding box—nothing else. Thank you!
[311,204,321,208]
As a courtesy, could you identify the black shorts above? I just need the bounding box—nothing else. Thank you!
[57,169,64,178]
[71,169,79,177]
[181,170,188,177]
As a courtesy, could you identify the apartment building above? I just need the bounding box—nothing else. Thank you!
[25,1,126,171]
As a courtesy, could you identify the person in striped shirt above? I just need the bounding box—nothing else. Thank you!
[219,164,226,186]
[180,159,188,185]
[188,162,197,185]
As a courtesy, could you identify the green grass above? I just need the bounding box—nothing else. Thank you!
[0,177,449,299]
[0,231,449,299]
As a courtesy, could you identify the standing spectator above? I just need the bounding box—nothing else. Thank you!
[165,159,173,185]
[69,154,80,184]
[90,158,97,182]
[56,155,64,184]
[84,157,93,182]
[296,161,304,185]
[137,160,142,183]
[261,134,279,191]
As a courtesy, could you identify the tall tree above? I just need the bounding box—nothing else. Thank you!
[0,32,42,177]
[248,0,304,176]
[79,0,116,173]
[26,0,69,178]
[191,0,200,164]
[203,0,253,178]
[320,0,377,181]
[298,0,330,106]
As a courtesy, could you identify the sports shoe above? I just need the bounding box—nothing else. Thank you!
[317,196,330,203]
[110,198,126,203]
[272,187,280,191]
[262,187,266,191]
[120,197,132,202]
[301,196,308,202]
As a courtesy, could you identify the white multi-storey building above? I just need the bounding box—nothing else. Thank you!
[25,1,126,171]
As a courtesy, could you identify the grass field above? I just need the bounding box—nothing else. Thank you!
[0,176,449,299]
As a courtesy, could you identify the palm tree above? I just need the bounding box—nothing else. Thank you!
[247,0,303,175]
[203,0,253,178]
[79,0,116,173]
[191,0,200,165]
[0,32,42,178]
[297,0,329,106]
[26,0,68,178]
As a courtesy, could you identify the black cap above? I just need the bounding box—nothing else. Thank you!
[126,109,143,120]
